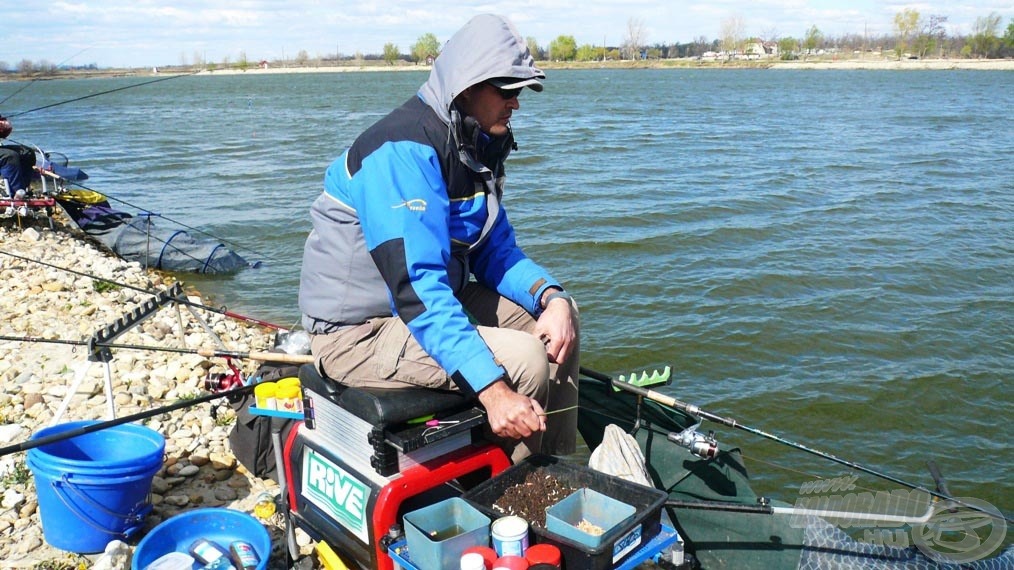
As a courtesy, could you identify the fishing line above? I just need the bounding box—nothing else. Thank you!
[0,382,256,458]
[580,366,1013,524]
[58,178,278,264]
[7,70,201,119]
[739,451,940,514]
[0,48,91,108]
[0,155,260,269]
[0,333,313,364]
[5,80,282,266]
[0,247,287,330]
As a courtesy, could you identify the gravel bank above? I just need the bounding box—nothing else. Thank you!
[0,220,308,569]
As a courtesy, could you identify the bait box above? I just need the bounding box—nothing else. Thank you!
[545,488,637,550]
[402,498,490,570]
[462,454,666,570]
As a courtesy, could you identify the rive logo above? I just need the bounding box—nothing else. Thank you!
[302,449,370,543]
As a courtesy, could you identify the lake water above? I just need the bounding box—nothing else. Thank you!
[5,68,1011,516]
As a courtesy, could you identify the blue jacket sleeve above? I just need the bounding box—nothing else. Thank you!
[470,207,560,316]
[349,141,505,393]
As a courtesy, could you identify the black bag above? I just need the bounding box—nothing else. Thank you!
[228,361,301,482]
[0,144,36,193]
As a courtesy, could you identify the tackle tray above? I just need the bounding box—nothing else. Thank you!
[387,526,681,570]
[462,454,667,570]
[248,405,304,420]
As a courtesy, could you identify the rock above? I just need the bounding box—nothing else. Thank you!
[23,392,44,409]
[92,539,132,570]
[189,452,211,467]
[21,227,41,242]
[18,499,36,518]
[1,489,24,509]
[295,527,313,547]
[15,533,42,554]
[0,424,25,444]
[209,452,236,470]
[0,224,284,568]
[163,495,190,507]
[151,476,170,495]
[214,487,238,501]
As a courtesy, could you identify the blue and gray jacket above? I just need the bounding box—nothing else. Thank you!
[299,14,559,394]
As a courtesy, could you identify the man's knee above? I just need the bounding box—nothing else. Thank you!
[503,334,550,401]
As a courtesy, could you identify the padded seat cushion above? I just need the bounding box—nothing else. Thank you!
[298,363,474,426]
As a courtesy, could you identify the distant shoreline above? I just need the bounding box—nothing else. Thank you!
[2,57,1011,82]
[196,57,1014,75]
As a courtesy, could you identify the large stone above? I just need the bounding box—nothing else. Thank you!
[209,452,236,470]
[0,424,25,444]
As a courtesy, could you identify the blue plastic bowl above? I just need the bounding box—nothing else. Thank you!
[132,508,271,570]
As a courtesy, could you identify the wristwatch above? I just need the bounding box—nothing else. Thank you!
[543,289,571,309]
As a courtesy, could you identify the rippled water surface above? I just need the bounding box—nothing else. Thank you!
[6,69,1011,515]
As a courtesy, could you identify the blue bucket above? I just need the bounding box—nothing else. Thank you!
[26,421,165,554]
[132,508,272,570]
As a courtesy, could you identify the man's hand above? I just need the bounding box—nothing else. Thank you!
[535,293,576,364]
[477,379,546,439]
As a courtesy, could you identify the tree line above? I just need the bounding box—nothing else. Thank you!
[388,10,1011,64]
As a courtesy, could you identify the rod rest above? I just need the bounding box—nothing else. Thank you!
[298,363,474,426]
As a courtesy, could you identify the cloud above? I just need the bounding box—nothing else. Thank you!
[0,0,1009,68]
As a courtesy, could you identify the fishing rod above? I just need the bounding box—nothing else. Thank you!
[0,247,286,331]
[2,67,275,264]
[0,48,91,108]
[579,366,1013,525]
[6,71,201,119]
[0,333,314,365]
[1,165,256,270]
[0,382,256,458]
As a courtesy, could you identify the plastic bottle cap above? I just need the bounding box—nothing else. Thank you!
[254,382,277,394]
[524,543,561,566]
[492,555,530,570]
[463,545,497,569]
[461,552,487,570]
[276,385,301,399]
[492,516,528,537]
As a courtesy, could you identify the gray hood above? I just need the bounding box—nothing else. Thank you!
[418,14,544,124]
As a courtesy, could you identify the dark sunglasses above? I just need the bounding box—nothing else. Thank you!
[486,82,522,100]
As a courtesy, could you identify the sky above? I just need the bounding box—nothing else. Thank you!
[2,1,1011,69]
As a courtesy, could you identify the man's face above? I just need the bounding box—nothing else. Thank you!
[458,82,521,137]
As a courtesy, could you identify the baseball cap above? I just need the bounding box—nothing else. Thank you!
[487,74,544,93]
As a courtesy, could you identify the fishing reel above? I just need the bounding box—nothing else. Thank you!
[205,357,245,395]
[668,421,719,460]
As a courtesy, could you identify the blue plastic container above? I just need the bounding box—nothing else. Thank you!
[546,488,636,549]
[132,508,272,570]
[26,421,165,553]
[403,498,490,570]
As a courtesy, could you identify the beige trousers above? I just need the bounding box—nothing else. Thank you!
[310,282,579,461]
